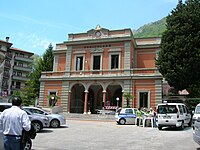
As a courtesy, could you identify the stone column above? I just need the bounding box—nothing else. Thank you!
[122,91,124,108]
[67,91,71,113]
[102,90,106,108]
[84,90,88,114]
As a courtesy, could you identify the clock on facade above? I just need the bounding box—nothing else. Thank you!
[95,31,101,37]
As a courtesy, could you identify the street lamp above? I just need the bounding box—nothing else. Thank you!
[116,97,119,107]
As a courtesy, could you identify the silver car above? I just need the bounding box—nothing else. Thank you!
[23,106,66,128]
[23,109,49,132]
[0,103,49,133]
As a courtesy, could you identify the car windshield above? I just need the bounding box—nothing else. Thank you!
[195,106,200,114]
[157,105,177,114]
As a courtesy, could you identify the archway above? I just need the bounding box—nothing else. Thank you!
[106,84,122,107]
[70,83,85,113]
[88,84,103,114]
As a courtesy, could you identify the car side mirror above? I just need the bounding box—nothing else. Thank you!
[44,112,48,115]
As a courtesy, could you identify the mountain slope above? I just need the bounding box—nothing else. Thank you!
[133,17,166,38]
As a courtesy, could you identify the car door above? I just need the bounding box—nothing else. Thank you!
[183,105,191,124]
[125,108,135,124]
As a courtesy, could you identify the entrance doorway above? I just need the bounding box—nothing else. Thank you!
[139,92,149,108]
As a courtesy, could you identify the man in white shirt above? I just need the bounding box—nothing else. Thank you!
[0,96,31,150]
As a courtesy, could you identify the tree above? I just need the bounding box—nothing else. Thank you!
[23,44,54,105]
[42,43,54,71]
[156,0,200,96]
[123,93,134,107]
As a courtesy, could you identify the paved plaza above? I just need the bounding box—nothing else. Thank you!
[32,118,199,150]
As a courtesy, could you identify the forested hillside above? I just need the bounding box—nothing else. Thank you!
[133,17,166,38]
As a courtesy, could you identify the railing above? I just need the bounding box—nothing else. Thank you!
[41,68,160,78]
[13,65,32,72]
[15,56,33,63]
[6,53,12,59]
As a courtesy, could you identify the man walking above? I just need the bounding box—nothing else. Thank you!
[0,96,31,150]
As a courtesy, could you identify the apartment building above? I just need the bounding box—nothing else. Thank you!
[0,37,34,101]
[39,25,163,113]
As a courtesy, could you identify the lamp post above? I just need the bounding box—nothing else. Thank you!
[116,97,119,108]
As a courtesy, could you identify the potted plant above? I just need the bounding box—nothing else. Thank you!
[47,94,60,107]
[123,93,134,108]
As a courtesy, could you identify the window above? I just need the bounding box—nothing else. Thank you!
[178,105,184,114]
[93,55,101,70]
[17,72,22,76]
[76,56,83,71]
[18,62,23,67]
[125,109,133,114]
[111,54,119,69]
[16,82,21,89]
[14,62,17,66]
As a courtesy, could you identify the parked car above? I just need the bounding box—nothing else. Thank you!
[0,102,47,150]
[115,108,138,125]
[23,106,66,128]
[0,103,49,132]
[192,103,200,125]
[193,117,200,145]
[23,109,49,132]
[157,103,192,130]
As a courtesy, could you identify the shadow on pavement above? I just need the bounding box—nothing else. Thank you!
[39,129,53,133]
[161,126,192,131]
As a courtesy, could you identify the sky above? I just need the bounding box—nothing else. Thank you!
[0,0,181,55]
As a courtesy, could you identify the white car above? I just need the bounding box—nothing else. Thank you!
[157,103,192,130]
[192,103,200,125]
[193,117,200,145]
[115,108,138,125]
[23,106,66,128]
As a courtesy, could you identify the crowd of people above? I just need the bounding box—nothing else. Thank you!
[136,107,157,128]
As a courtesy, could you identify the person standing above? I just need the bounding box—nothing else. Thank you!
[149,108,157,128]
[0,96,31,150]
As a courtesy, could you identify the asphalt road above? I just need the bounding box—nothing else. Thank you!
[32,120,200,150]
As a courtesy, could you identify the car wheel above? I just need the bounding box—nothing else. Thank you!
[119,118,126,125]
[32,121,42,132]
[158,126,162,130]
[50,119,60,128]
[23,139,32,150]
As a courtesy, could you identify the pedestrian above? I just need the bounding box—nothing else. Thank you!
[149,108,157,128]
[0,96,31,150]
[136,107,143,126]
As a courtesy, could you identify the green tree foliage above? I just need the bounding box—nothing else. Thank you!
[156,0,200,97]
[23,44,54,105]
[42,43,54,71]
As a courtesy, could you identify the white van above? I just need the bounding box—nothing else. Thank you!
[157,103,192,130]
[192,103,200,125]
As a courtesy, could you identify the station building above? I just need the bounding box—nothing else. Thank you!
[39,25,163,114]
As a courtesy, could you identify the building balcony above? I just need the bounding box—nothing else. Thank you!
[6,53,12,59]
[11,85,25,90]
[2,84,8,89]
[3,72,9,78]
[13,65,32,72]
[12,75,29,81]
[15,56,33,63]
[0,51,5,59]
[41,68,161,80]
[4,62,11,69]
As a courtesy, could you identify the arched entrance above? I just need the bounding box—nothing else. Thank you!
[106,84,122,107]
[88,84,103,114]
[70,83,85,113]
